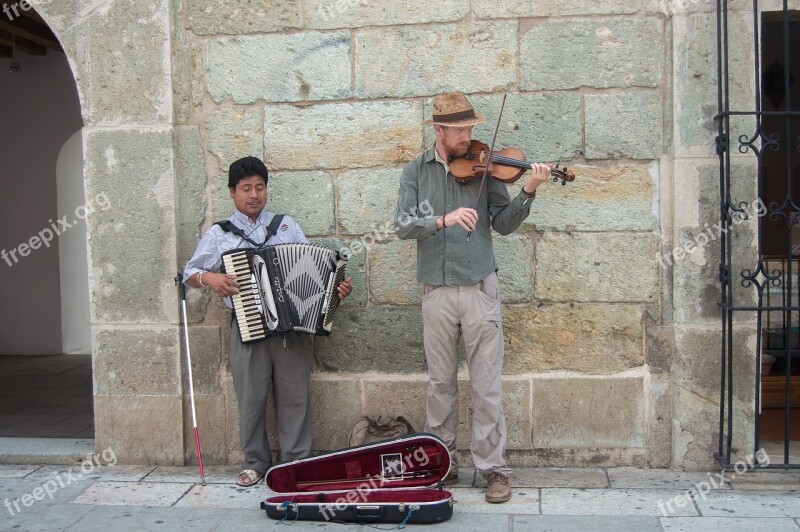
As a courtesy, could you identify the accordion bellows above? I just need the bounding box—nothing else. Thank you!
[221,244,347,343]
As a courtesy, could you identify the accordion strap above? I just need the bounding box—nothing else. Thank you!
[214,215,285,248]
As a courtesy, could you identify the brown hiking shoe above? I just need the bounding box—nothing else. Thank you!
[484,472,511,503]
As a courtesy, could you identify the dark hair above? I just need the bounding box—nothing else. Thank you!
[228,156,269,189]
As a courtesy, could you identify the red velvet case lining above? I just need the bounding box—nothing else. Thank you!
[265,489,452,505]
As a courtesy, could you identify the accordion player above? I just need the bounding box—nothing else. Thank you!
[221,244,347,344]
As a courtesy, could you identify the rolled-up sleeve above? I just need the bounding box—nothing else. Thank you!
[183,228,222,283]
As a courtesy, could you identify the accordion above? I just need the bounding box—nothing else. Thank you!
[220,244,347,344]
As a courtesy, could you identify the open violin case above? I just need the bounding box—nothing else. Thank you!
[261,433,454,524]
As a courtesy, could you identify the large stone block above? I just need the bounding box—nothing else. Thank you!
[182,394,227,464]
[585,92,664,160]
[368,239,419,306]
[355,22,517,98]
[183,326,224,396]
[205,107,263,174]
[523,163,657,232]
[265,101,423,170]
[494,233,535,304]
[187,0,301,35]
[80,0,172,124]
[362,377,432,442]
[504,304,645,374]
[309,376,362,451]
[171,0,190,125]
[672,12,756,157]
[206,33,351,104]
[190,42,206,107]
[532,376,644,448]
[174,127,206,267]
[315,308,425,372]
[83,129,177,323]
[473,0,648,17]
[33,0,79,33]
[502,378,532,450]
[94,328,181,396]
[268,171,335,236]
[95,395,184,465]
[521,17,663,91]
[338,168,402,235]
[304,0,468,29]
[644,372,672,467]
[535,232,660,302]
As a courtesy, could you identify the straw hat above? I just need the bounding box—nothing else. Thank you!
[425,91,485,127]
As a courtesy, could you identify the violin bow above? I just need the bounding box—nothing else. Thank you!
[467,93,507,242]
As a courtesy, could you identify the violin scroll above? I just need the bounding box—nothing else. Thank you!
[550,164,576,186]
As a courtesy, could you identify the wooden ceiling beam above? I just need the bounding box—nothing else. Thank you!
[0,17,61,51]
[0,29,47,55]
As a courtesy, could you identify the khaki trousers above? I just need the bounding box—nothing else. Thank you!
[421,272,509,475]
[229,322,313,473]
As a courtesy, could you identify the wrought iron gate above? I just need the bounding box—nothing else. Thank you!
[716,1,799,469]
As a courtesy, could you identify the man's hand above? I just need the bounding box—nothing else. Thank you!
[205,272,240,297]
[444,207,478,232]
[337,277,353,300]
[522,162,552,195]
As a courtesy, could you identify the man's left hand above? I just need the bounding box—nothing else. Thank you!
[522,162,552,195]
[337,277,353,300]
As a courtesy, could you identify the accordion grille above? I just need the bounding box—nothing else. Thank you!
[275,244,337,333]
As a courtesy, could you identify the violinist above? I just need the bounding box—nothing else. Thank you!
[394,91,551,504]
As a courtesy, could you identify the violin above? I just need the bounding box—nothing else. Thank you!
[448,140,576,186]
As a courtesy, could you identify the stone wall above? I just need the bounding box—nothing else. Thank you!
[29,0,795,468]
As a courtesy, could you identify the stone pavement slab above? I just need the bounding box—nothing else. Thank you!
[607,467,731,490]
[26,464,155,483]
[513,515,662,531]
[70,481,192,507]
[475,467,608,488]
[450,486,539,514]
[174,483,269,509]
[695,490,800,518]
[2,502,94,531]
[0,476,92,508]
[64,505,226,532]
[728,469,800,491]
[141,465,242,484]
[541,488,699,516]
[660,516,800,531]
[0,464,41,478]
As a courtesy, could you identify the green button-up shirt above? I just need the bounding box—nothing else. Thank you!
[395,145,535,286]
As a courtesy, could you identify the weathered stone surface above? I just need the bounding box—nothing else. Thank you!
[338,168,402,235]
[94,328,180,396]
[645,322,674,374]
[269,171,335,236]
[311,237,367,307]
[84,129,177,323]
[187,0,301,35]
[309,377,362,451]
[95,395,183,465]
[522,164,657,232]
[494,233,535,304]
[34,0,78,34]
[355,22,517,98]
[81,0,172,124]
[504,304,645,374]
[536,232,660,302]
[174,127,206,267]
[362,377,431,442]
[315,307,425,372]
[533,376,644,448]
[206,33,351,104]
[304,0,468,29]
[183,326,223,395]
[673,12,755,157]
[473,0,648,17]
[521,18,664,91]
[503,378,532,449]
[585,92,664,160]
[171,0,190,124]
[465,92,583,165]
[265,101,423,170]
[210,175,233,224]
[644,372,672,467]
[182,394,227,464]
[205,107,263,174]
[190,42,205,107]
[368,239,420,306]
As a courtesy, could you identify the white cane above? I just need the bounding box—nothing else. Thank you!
[176,272,207,485]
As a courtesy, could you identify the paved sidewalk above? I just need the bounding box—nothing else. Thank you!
[2,458,799,532]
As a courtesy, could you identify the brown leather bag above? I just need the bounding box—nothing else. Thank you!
[348,413,420,447]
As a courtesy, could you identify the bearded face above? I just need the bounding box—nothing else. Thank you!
[435,125,473,159]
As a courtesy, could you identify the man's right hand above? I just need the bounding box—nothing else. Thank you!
[444,207,478,232]
[205,272,240,297]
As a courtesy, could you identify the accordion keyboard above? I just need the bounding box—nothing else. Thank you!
[222,250,268,343]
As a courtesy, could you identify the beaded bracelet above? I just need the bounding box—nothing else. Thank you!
[197,271,206,287]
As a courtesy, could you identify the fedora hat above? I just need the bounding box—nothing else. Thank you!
[425,91,485,127]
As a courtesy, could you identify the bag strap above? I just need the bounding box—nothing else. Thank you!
[214,215,285,248]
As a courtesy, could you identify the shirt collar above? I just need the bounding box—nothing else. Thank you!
[426,144,450,172]
[232,208,268,227]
